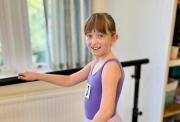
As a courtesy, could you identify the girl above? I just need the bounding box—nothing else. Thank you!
[18,13,124,122]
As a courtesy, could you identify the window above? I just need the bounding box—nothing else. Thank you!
[0,0,91,76]
[27,0,50,66]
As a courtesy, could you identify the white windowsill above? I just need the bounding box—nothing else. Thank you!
[0,74,17,79]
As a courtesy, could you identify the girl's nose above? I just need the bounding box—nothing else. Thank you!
[91,38,97,45]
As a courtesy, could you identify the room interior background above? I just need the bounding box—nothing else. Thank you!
[0,0,178,122]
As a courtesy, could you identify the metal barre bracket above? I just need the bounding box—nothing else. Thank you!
[122,58,149,122]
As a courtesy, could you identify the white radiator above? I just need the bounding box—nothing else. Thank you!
[0,81,86,122]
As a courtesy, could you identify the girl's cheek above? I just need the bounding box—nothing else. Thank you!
[85,40,90,47]
[86,39,91,45]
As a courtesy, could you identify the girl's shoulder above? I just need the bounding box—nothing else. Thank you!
[103,58,122,68]
[102,58,124,78]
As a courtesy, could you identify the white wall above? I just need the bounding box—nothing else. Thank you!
[92,0,177,122]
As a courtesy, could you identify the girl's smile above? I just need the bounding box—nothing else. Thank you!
[91,44,101,51]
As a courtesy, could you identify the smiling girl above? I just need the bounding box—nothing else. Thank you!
[18,13,124,122]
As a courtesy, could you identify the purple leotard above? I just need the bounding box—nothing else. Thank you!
[84,58,125,120]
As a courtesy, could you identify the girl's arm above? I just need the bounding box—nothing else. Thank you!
[92,61,122,122]
[18,62,92,87]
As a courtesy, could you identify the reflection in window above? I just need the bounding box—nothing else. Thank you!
[27,0,50,66]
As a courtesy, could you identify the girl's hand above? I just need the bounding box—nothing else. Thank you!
[18,71,39,81]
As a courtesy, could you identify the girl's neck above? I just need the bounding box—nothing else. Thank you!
[95,51,116,62]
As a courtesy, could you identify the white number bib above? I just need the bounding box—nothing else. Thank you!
[85,83,91,99]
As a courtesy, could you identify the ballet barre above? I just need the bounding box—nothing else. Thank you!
[0,58,149,122]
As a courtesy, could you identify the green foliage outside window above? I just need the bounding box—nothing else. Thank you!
[27,0,49,64]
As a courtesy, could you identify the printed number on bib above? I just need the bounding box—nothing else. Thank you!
[85,83,91,99]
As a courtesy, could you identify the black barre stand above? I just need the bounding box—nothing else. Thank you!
[121,59,149,122]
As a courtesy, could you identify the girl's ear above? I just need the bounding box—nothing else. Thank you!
[112,34,119,43]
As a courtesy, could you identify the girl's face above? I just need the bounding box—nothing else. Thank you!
[85,30,117,58]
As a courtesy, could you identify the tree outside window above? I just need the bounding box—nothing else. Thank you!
[27,0,49,65]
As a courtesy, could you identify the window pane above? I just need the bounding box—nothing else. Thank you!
[27,0,49,65]
[0,41,3,66]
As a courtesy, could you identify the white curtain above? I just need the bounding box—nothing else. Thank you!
[44,0,92,70]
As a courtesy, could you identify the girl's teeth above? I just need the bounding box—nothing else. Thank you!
[93,47,100,50]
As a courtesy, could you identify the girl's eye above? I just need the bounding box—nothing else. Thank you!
[86,34,92,39]
[97,34,104,38]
